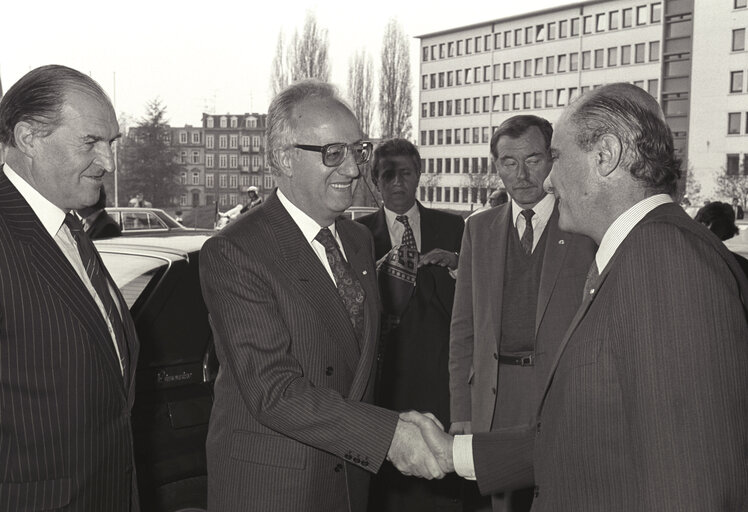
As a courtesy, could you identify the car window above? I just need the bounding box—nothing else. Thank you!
[147,213,168,229]
[99,252,168,307]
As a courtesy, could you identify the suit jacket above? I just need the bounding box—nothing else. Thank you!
[357,203,464,426]
[473,203,748,510]
[449,201,596,432]
[86,209,122,239]
[0,167,140,511]
[200,191,400,512]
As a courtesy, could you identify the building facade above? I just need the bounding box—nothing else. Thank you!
[171,125,205,209]
[417,0,746,211]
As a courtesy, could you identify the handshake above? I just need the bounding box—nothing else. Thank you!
[385,411,458,480]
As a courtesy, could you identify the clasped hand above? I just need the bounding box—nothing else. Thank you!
[386,410,455,479]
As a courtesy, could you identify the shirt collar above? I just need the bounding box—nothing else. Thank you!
[510,193,555,227]
[596,194,674,272]
[384,202,420,233]
[3,162,68,238]
[277,189,338,242]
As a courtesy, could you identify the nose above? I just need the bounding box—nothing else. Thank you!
[543,170,555,195]
[337,150,361,179]
[96,142,116,173]
[517,161,528,180]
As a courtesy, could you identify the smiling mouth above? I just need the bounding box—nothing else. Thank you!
[330,183,351,189]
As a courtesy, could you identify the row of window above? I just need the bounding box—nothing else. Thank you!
[727,112,748,135]
[422,42,659,91]
[204,154,264,169]
[419,156,494,175]
[214,178,275,204]
[178,172,267,190]
[178,131,202,144]
[179,151,201,164]
[422,3,662,62]
[418,186,496,206]
[205,116,260,129]
[179,172,202,186]
[419,82,660,132]
[726,154,748,175]
[205,134,263,150]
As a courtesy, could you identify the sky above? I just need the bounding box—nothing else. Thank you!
[1,0,571,131]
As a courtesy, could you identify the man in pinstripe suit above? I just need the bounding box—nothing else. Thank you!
[0,66,139,510]
[199,80,446,512]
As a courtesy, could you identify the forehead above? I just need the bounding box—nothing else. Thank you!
[496,126,547,157]
[59,89,118,136]
[550,115,574,149]
[381,155,417,171]
[293,98,361,143]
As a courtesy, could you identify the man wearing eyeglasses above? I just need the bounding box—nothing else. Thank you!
[199,80,447,512]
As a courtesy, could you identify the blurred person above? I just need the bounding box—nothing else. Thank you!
[488,189,508,208]
[449,115,595,512]
[78,187,121,239]
[695,201,748,276]
[0,65,139,511]
[174,209,183,223]
[128,192,151,207]
[357,138,466,512]
[417,83,748,511]
[199,80,446,512]
[732,197,744,220]
[240,184,263,213]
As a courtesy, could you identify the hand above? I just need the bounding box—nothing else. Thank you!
[387,413,446,480]
[401,411,455,474]
[418,248,458,270]
[449,421,472,435]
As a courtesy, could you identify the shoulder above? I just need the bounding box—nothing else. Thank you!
[355,211,378,229]
[466,204,505,231]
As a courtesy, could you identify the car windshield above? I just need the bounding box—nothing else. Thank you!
[100,252,169,307]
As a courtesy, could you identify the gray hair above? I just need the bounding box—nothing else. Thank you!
[0,64,110,147]
[265,79,346,174]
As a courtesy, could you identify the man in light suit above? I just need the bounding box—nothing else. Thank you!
[449,115,595,511]
[357,139,466,512]
[199,80,446,512]
[416,83,748,510]
[0,65,139,511]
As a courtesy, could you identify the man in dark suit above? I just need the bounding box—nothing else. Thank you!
[449,115,595,511]
[78,187,122,239]
[199,80,446,512]
[732,197,744,220]
[357,139,466,512]
[0,65,139,511]
[414,83,748,511]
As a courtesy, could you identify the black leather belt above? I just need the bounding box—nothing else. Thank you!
[498,354,535,366]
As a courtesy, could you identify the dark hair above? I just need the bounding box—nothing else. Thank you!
[569,83,681,195]
[695,201,739,241]
[490,115,553,160]
[0,64,109,147]
[370,138,421,184]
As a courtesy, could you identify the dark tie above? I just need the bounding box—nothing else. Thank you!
[582,259,600,300]
[396,215,418,251]
[520,209,535,255]
[65,213,129,376]
[315,227,366,341]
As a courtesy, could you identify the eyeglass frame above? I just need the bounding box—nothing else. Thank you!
[293,140,374,167]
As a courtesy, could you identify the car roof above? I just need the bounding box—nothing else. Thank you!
[95,234,211,258]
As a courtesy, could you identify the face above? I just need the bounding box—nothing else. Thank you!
[283,98,362,226]
[27,89,119,211]
[376,155,420,214]
[493,126,551,209]
[546,115,596,235]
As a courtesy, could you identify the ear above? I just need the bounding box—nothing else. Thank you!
[274,149,293,178]
[594,133,622,177]
[13,121,39,157]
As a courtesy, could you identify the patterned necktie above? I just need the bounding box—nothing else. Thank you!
[520,209,535,255]
[396,215,418,251]
[64,213,129,376]
[582,259,600,300]
[315,227,365,341]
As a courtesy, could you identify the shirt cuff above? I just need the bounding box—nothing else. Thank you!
[453,434,476,480]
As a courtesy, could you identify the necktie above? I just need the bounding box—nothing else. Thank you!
[396,215,418,251]
[64,213,129,376]
[582,259,600,300]
[520,209,535,255]
[315,227,365,341]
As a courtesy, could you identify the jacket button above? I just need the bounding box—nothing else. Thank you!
[491,387,496,395]
[536,421,542,434]
[493,352,498,360]
[326,366,334,376]
[534,486,540,498]
[334,464,343,472]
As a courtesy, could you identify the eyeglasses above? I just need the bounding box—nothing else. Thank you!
[294,140,373,167]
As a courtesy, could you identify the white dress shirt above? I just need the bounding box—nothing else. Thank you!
[384,202,421,251]
[4,163,125,374]
[277,189,347,285]
[511,193,555,253]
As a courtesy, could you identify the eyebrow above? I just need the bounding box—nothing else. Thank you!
[83,133,122,144]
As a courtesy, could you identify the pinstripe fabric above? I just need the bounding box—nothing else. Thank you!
[199,191,400,512]
[0,168,140,511]
[473,204,748,510]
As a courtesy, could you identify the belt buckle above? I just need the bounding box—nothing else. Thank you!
[519,355,534,366]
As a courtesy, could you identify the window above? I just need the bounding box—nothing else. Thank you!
[492,95,501,111]
[180,172,187,185]
[728,113,741,134]
[252,136,260,148]
[583,15,593,34]
[438,101,444,116]
[245,118,257,128]
[180,151,187,163]
[431,45,436,60]
[264,175,275,190]
[457,39,463,55]
[733,29,745,51]
[493,64,501,81]
[456,70,463,86]
[206,154,214,168]
[446,130,452,144]
[582,51,591,70]
[473,97,481,113]
[535,57,543,75]
[737,0,747,8]
[466,38,473,54]
[463,128,470,144]
[635,43,645,63]
[727,154,740,175]
[429,130,435,145]
[559,19,568,38]
[206,135,214,149]
[608,47,618,66]
[648,79,659,97]
[482,127,489,144]
[447,100,453,115]
[465,68,473,84]
[502,94,511,111]
[219,135,227,149]
[230,117,238,128]
[513,93,521,110]
[475,36,482,53]
[623,8,633,28]
[571,17,580,36]
[731,70,745,92]
[229,135,238,149]
[252,155,261,169]
[494,33,501,49]
[503,63,511,80]
[504,31,512,47]
[439,72,445,87]
[557,88,568,107]
[219,155,227,168]
[592,49,603,69]
[525,26,533,44]
[651,3,662,22]
[483,96,490,112]
[596,13,605,32]
[192,151,199,164]
[241,155,249,168]
[422,75,428,90]
[448,42,454,56]
[621,45,632,65]
[484,65,491,81]
[548,22,556,40]
[439,43,445,58]
[636,5,647,25]
[534,90,543,108]
[609,10,619,30]
[229,175,238,188]
[524,59,532,77]
[206,174,214,188]
[230,155,238,168]
[220,117,227,128]
[545,89,554,107]
[179,132,187,143]
[570,52,579,71]
[430,74,436,88]
[454,129,461,144]
[536,24,546,42]
[447,71,454,86]
[523,92,531,109]
[569,87,578,102]
[546,55,555,74]
[514,61,522,79]
[558,54,567,73]
[455,100,462,115]
[649,41,660,62]
[219,174,227,188]
[514,28,522,45]
[192,132,200,143]
[206,117,214,128]
[437,130,444,145]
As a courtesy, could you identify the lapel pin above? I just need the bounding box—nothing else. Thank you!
[362,270,368,275]
[558,240,565,245]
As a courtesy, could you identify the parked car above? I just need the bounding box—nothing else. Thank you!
[106,207,212,235]
[339,205,379,220]
[96,234,216,512]
[725,219,748,258]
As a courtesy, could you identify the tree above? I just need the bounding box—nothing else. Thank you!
[289,11,330,83]
[379,19,412,140]
[270,32,289,96]
[119,99,185,207]
[715,162,748,209]
[347,49,375,137]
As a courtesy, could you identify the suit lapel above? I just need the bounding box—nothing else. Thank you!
[418,202,439,253]
[490,207,512,350]
[535,206,567,335]
[369,208,392,259]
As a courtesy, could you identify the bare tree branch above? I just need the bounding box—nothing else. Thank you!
[347,49,375,137]
[379,19,412,140]
[290,11,330,83]
[270,31,289,96]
